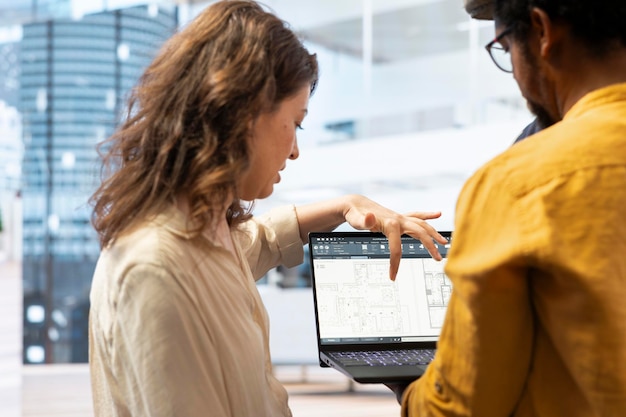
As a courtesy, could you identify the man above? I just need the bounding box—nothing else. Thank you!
[467,0,543,143]
[391,1,626,415]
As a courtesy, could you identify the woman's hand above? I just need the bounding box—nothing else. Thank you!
[341,195,447,280]
[295,194,448,281]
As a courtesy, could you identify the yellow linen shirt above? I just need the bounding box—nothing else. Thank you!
[402,83,626,416]
[89,205,304,417]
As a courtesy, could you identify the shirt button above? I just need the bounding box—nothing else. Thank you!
[434,381,443,394]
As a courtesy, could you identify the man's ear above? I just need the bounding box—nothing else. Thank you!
[529,7,557,59]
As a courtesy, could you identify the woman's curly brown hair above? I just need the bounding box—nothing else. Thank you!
[90,0,318,247]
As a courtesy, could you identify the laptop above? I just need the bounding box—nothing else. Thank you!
[308,231,452,383]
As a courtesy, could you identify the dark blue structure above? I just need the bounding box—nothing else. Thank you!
[20,4,177,364]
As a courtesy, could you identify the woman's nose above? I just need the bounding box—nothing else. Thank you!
[289,139,300,160]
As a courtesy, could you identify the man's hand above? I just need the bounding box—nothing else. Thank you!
[384,381,412,404]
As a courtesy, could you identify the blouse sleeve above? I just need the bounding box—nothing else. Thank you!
[237,205,305,280]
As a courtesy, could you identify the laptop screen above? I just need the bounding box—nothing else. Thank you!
[309,232,452,347]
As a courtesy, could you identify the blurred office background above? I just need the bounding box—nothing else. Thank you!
[0,0,532,415]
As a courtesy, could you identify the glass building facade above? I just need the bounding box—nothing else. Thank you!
[19,4,177,364]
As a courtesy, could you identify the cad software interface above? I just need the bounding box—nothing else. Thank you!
[310,233,452,345]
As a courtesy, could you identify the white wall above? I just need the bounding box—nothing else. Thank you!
[303,46,523,136]
[255,120,531,231]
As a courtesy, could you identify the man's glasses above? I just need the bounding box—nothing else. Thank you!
[485,27,513,73]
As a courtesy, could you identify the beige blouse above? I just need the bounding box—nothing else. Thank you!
[89,205,304,416]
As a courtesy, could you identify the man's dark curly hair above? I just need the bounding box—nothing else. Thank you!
[494,0,626,58]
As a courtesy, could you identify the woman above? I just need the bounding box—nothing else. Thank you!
[88,1,446,416]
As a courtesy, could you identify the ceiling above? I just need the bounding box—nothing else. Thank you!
[299,0,490,63]
[176,0,495,63]
[0,0,496,64]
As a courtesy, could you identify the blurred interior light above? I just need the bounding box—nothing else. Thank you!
[52,309,68,327]
[61,152,75,169]
[48,214,60,232]
[26,346,45,363]
[36,89,47,112]
[26,305,45,323]
[117,43,130,61]
[48,327,60,342]
[148,4,159,18]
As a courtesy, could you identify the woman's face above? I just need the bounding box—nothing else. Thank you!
[239,85,310,201]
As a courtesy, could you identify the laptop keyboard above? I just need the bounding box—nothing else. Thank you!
[328,349,435,367]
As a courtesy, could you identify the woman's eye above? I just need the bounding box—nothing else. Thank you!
[296,123,304,130]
